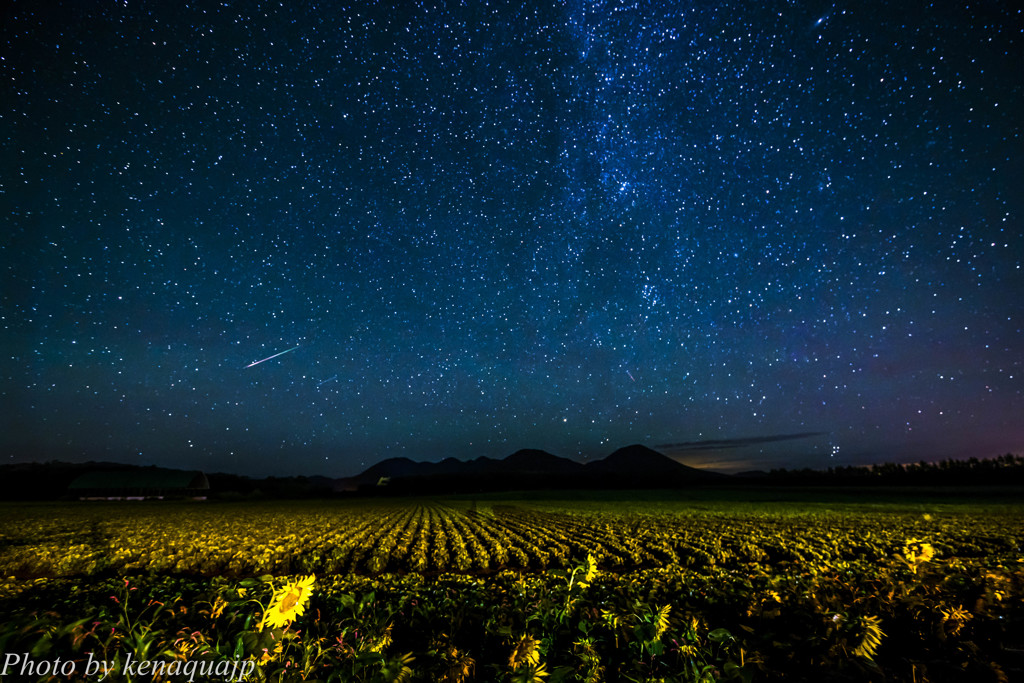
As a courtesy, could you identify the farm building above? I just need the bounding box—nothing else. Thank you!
[68,468,210,500]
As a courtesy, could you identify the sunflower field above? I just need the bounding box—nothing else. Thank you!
[0,496,1021,682]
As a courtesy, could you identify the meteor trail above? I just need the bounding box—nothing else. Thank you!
[245,345,299,368]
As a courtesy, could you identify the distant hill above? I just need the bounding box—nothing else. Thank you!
[6,450,1018,500]
[0,460,133,500]
[336,449,582,492]
[357,457,432,482]
[0,446,727,499]
[501,449,582,473]
[334,444,724,494]
[0,460,334,500]
[586,444,723,485]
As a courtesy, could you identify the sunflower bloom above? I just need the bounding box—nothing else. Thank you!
[582,554,598,585]
[261,574,315,629]
[441,647,475,683]
[851,615,885,660]
[511,663,548,683]
[654,604,672,638]
[509,634,540,670]
[902,539,935,573]
[940,605,972,638]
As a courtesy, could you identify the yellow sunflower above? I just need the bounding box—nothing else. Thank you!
[902,539,935,573]
[581,554,598,586]
[261,574,315,629]
[508,634,540,670]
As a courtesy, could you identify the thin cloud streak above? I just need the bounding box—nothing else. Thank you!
[656,432,827,452]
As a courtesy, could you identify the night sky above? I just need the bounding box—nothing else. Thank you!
[3,1,1022,477]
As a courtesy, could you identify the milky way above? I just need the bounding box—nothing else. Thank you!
[3,1,1022,476]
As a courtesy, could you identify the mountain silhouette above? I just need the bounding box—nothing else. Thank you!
[585,444,723,486]
[499,449,585,474]
[357,457,429,481]
[335,444,723,493]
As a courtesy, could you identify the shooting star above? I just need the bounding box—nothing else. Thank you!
[626,369,636,382]
[245,345,299,368]
[317,374,338,386]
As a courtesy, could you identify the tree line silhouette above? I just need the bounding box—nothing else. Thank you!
[752,453,1024,486]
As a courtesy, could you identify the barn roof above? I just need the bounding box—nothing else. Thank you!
[68,468,209,490]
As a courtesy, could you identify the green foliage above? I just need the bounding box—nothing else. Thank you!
[0,498,1020,681]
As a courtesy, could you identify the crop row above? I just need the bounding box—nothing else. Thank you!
[0,499,1021,681]
[0,500,1018,579]
[1,548,1021,682]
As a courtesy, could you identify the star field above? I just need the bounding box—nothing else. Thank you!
[3,1,1022,476]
